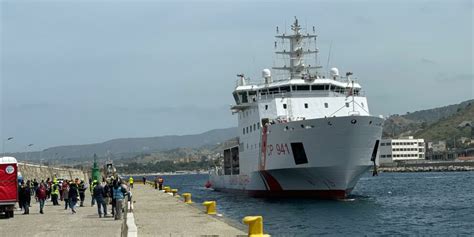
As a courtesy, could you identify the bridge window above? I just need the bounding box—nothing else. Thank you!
[280,86,290,93]
[296,85,310,91]
[324,103,328,108]
[253,124,256,131]
[265,105,268,110]
[304,103,308,109]
[283,104,287,109]
[346,103,350,107]
[311,85,325,91]
[233,92,240,104]
[269,87,279,94]
[240,92,248,103]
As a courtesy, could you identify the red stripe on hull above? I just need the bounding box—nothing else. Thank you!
[259,171,283,191]
[214,188,351,200]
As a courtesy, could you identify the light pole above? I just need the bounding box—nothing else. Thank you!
[25,144,34,160]
[2,137,14,157]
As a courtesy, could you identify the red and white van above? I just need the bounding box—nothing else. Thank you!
[0,157,18,218]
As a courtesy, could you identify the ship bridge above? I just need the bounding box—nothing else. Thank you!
[231,17,370,121]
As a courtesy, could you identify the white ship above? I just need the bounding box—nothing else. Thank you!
[209,18,384,199]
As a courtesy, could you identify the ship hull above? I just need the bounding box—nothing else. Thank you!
[209,115,384,199]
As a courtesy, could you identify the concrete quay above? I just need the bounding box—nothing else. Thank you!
[0,190,122,237]
[132,183,246,237]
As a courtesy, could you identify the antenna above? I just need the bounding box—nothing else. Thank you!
[326,41,333,76]
[276,26,279,34]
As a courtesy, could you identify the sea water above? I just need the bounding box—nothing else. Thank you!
[144,172,474,236]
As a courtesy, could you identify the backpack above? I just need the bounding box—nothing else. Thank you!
[37,188,46,198]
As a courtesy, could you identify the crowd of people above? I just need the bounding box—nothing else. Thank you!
[18,176,131,220]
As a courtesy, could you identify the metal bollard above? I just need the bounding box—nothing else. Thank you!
[182,193,193,204]
[171,189,178,196]
[202,201,216,215]
[242,216,269,237]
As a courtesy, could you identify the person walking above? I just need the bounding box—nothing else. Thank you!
[62,181,70,210]
[90,180,97,207]
[36,183,47,214]
[93,181,107,218]
[142,176,146,185]
[68,182,79,214]
[108,180,116,217]
[158,177,164,190]
[129,176,134,188]
[32,179,39,198]
[112,180,127,220]
[19,181,31,214]
[26,180,32,207]
[78,180,86,207]
[51,180,60,205]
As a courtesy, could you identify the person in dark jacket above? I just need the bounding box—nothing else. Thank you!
[36,183,47,214]
[78,180,86,207]
[92,181,107,217]
[19,181,31,214]
[68,182,79,214]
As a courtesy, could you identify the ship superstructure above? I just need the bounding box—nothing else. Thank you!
[209,18,384,199]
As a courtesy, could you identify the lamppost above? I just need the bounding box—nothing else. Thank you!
[25,144,34,160]
[2,137,14,156]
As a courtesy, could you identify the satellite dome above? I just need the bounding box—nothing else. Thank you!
[330,67,339,77]
[262,69,271,78]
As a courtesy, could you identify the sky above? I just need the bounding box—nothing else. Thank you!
[1,0,473,152]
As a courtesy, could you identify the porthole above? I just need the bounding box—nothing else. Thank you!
[351,119,357,124]
[301,124,305,128]
[369,121,373,124]
[328,121,332,126]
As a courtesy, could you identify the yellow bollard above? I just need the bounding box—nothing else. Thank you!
[171,189,178,196]
[242,216,269,237]
[202,201,216,215]
[164,186,171,193]
[182,193,193,204]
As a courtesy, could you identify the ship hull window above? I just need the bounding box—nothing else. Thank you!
[224,149,232,175]
[231,147,239,175]
[291,142,308,165]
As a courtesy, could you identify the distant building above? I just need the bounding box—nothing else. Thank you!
[378,136,425,164]
[430,141,447,152]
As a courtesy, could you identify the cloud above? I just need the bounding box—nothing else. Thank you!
[420,58,437,65]
[354,16,373,25]
[435,73,474,83]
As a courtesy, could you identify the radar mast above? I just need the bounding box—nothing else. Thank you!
[273,17,322,80]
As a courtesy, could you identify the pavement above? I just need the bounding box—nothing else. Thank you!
[132,183,246,237]
[0,190,122,237]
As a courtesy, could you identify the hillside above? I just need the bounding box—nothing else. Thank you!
[19,127,237,162]
[382,99,473,139]
[414,103,473,144]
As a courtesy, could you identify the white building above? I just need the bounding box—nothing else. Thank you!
[378,136,425,164]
